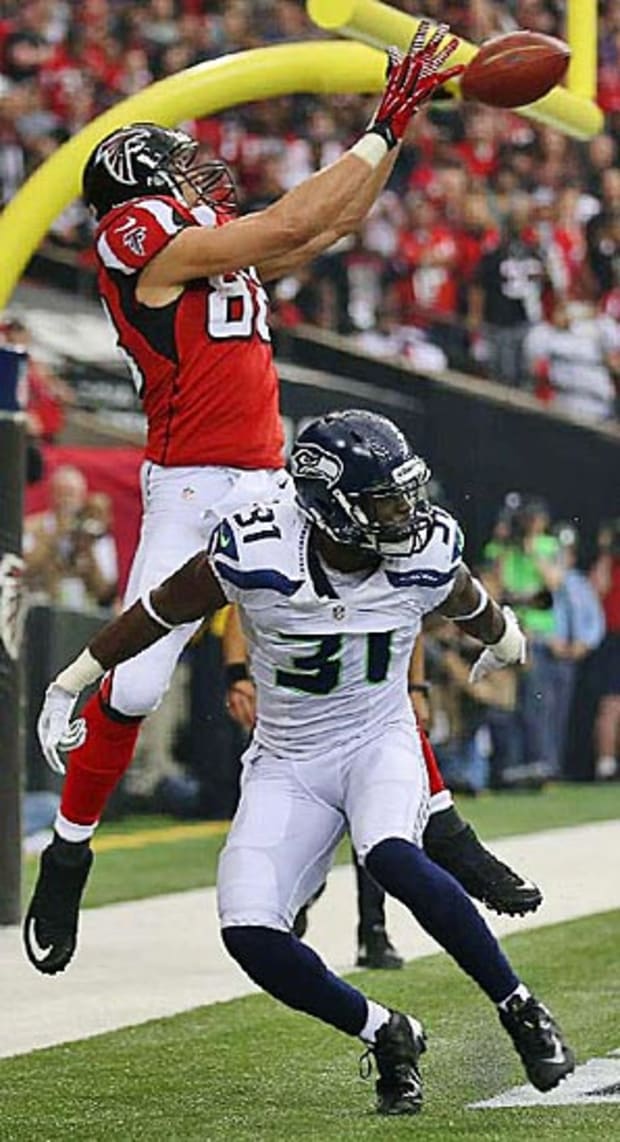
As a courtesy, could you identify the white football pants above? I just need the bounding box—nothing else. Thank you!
[109,461,291,716]
[218,720,430,932]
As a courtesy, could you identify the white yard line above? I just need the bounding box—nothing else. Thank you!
[1,820,618,1061]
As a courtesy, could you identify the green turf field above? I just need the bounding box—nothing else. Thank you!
[2,910,618,1141]
[22,782,620,910]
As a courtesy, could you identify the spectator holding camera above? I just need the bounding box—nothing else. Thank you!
[23,464,119,611]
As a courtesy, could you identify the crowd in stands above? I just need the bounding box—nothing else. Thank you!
[1,0,619,421]
[426,494,619,792]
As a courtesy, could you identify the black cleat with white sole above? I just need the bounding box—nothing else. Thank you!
[365,1011,426,1115]
[23,840,93,975]
[425,823,543,916]
[500,994,576,1092]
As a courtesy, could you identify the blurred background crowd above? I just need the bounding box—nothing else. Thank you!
[1,0,618,838]
[1,0,619,421]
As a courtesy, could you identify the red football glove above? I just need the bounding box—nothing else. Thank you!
[370,20,463,148]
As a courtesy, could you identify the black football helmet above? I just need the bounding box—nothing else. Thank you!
[82,122,237,220]
[290,410,434,556]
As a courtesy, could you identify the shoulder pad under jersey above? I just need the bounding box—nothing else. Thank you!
[384,507,464,591]
[209,500,305,601]
[96,197,195,276]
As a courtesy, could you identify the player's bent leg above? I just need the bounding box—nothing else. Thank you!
[419,726,542,915]
[23,836,93,975]
[365,838,574,1091]
[218,746,425,1114]
[59,676,143,829]
[366,837,519,1001]
[222,925,426,1116]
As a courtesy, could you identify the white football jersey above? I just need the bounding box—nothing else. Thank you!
[210,499,464,759]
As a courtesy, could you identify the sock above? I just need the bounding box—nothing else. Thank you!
[595,755,617,779]
[50,832,92,866]
[423,803,467,846]
[359,1000,391,1044]
[60,680,142,827]
[222,926,368,1036]
[498,982,532,1011]
[366,838,519,1004]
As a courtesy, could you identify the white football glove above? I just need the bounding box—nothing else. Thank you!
[37,683,84,775]
[469,606,527,684]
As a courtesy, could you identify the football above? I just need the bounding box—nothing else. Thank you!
[460,30,571,108]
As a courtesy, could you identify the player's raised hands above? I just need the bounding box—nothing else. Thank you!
[371,21,463,148]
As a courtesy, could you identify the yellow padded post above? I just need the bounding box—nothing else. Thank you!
[307,0,603,140]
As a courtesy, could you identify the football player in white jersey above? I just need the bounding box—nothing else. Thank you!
[221,604,542,969]
[28,410,574,1115]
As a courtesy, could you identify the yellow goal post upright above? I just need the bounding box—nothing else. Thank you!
[0,2,603,309]
[0,41,387,309]
[307,0,603,138]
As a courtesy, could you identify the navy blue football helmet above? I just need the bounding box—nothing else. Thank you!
[82,122,237,220]
[290,410,433,556]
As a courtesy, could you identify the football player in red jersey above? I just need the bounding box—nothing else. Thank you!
[23,25,472,975]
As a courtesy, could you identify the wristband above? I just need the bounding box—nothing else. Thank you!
[409,682,430,696]
[487,606,527,664]
[225,662,250,687]
[349,132,390,169]
[55,648,104,695]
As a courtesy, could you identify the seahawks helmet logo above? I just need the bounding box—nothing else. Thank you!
[290,445,343,488]
[96,128,158,187]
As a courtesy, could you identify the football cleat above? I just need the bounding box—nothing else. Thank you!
[425,823,543,916]
[500,994,576,1092]
[23,841,93,975]
[363,1011,426,1115]
[357,926,404,970]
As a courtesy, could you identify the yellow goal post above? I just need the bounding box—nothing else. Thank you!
[307,0,602,138]
[0,0,603,310]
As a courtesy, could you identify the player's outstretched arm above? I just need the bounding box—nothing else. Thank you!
[37,554,226,774]
[438,564,526,683]
[141,22,462,287]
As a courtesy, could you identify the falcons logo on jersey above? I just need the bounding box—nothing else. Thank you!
[96,128,158,187]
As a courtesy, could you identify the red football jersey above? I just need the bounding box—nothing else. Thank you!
[95,196,284,469]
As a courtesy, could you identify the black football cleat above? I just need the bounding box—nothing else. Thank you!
[23,840,93,975]
[364,1012,426,1115]
[425,822,543,916]
[357,926,404,970]
[500,994,576,1092]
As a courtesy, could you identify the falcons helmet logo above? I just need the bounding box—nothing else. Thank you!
[95,128,159,187]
